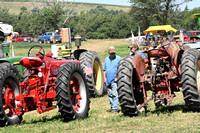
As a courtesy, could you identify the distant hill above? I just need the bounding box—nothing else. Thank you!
[0,1,131,15]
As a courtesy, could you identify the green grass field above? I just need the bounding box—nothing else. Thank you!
[0,40,200,132]
[0,1,130,15]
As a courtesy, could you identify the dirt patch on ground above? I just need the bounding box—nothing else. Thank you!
[79,39,127,52]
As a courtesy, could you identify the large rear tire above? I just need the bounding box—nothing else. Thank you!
[79,51,104,97]
[0,62,22,127]
[181,49,200,111]
[55,62,90,121]
[117,56,144,116]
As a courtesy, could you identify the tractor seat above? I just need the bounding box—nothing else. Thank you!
[57,45,72,59]
[46,52,53,58]
[20,57,43,68]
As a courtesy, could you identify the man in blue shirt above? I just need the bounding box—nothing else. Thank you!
[129,42,146,59]
[103,46,121,113]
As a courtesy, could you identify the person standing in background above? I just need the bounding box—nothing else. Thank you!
[103,46,121,113]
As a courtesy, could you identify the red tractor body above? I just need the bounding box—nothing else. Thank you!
[12,57,78,115]
[1,45,90,126]
[135,43,182,102]
[117,41,200,116]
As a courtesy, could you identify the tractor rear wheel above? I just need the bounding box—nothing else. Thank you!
[0,62,22,127]
[181,49,200,111]
[79,51,104,97]
[55,62,90,121]
[117,56,144,116]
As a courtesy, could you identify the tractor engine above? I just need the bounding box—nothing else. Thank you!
[17,57,57,114]
[153,57,179,106]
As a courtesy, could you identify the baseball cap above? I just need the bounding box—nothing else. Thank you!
[128,42,139,48]
[108,46,116,54]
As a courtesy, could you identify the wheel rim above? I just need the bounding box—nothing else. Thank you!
[93,61,102,91]
[196,70,200,96]
[2,78,19,118]
[70,72,87,113]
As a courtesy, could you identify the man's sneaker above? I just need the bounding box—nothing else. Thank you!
[106,109,113,112]
[112,110,119,113]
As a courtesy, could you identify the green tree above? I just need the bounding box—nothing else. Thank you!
[20,6,27,12]
[0,8,17,26]
[182,7,200,30]
[129,0,192,31]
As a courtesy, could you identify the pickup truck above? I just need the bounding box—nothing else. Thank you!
[37,32,62,44]
[12,35,33,42]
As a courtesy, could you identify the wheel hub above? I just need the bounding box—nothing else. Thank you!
[93,61,102,91]
[3,87,15,116]
[70,77,81,111]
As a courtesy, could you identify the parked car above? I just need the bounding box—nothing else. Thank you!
[12,35,33,42]
[37,32,62,44]
[71,35,87,42]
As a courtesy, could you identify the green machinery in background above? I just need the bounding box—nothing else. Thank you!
[0,42,23,78]
[192,13,200,27]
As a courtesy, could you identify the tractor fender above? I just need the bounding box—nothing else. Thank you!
[173,49,184,77]
[172,44,191,77]
[73,49,87,60]
[131,54,145,81]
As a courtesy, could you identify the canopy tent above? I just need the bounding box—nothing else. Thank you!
[143,25,177,34]
[192,13,200,18]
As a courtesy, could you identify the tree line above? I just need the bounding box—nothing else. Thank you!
[0,0,199,39]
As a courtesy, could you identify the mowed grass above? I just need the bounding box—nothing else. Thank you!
[0,39,200,132]
[0,2,131,15]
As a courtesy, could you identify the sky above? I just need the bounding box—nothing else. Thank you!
[69,0,200,10]
[70,0,131,6]
[178,0,200,10]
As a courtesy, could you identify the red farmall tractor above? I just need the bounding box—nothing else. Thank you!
[117,28,200,116]
[0,45,91,126]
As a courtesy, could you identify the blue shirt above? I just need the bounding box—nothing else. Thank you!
[103,55,121,86]
[130,50,146,59]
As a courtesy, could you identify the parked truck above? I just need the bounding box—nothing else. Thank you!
[37,32,62,44]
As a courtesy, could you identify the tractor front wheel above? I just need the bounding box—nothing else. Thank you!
[55,62,90,121]
[117,56,144,116]
[0,62,22,127]
[181,49,200,111]
[79,51,104,97]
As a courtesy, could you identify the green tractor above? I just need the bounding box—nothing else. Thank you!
[0,22,23,79]
[0,42,23,80]
[54,35,105,97]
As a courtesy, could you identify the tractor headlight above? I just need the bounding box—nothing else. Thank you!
[38,72,43,77]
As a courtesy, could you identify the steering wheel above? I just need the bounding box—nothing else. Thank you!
[28,45,45,59]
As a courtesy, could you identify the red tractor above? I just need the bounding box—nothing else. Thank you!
[117,39,200,116]
[0,45,90,126]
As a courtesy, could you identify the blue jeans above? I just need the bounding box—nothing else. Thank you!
[107,82,119,111]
